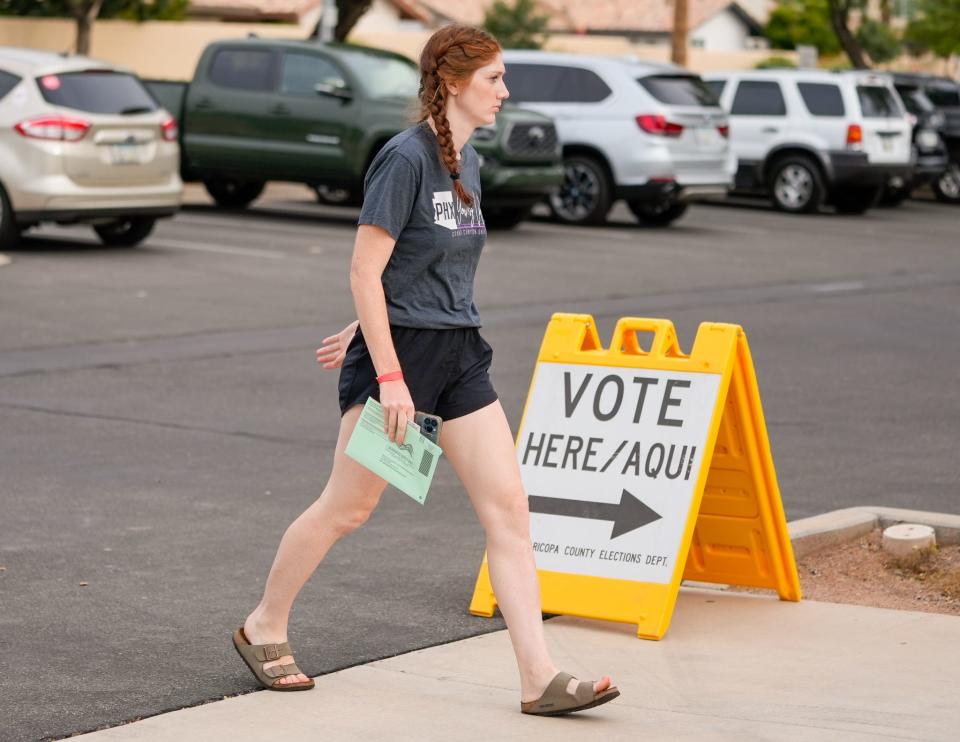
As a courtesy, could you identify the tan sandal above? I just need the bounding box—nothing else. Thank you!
[521,671,620,716]
[232,627,315,691]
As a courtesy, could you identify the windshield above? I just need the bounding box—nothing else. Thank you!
[925,86,960,107]
[36,70,158,114]
[637,75,720,107]
[857,85,902,118]
[336,48,420,99]
[895,85,934,115]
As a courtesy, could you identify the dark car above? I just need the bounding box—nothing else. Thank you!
[891,73,960,204]
[886,75,949,205]
[146,39,562,229]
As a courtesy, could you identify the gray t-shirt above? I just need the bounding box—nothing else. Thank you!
[358,121,486,329]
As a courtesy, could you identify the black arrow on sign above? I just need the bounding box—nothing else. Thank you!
[527,489,661,539]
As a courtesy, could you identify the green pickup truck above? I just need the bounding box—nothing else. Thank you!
[146,38,562,228]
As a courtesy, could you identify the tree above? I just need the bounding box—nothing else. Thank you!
[826,0,869,68]
[856,18,901,64]
[483,0,550,50]
[0,1,187,55]
[671,0,689,66]
[905,0,960,59]
[765,0,841,56]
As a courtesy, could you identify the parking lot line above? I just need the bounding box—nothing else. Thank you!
[808,281,867,293]
[520,222,637,241]
[0,254,10,268]
[174,212,351,239]
[152,238,287,259]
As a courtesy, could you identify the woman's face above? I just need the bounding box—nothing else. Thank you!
[449,53,509,127]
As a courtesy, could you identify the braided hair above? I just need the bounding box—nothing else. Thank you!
[417,25,501,207]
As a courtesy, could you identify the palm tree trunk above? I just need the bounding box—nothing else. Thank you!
[827,0,870,69]
[70,0,104,56]
[671,0,688,66]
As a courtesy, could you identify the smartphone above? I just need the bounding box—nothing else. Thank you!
[413,411,443,446]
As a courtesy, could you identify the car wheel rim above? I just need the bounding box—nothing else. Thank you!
[775,165,813,209]
[550,163,600,221]
[316,185,351,204]
[939,165,960,199]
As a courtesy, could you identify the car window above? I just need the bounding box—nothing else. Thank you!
[505,63,611,103]
[0,69,20,100]
[637,75,719,107]
[705,79,726,100]
[895,84,934,115]
[280,52,345,96]
[333,48,419,99]
[797,82,845,117]
[730,80,786,116]
[924,86,960,107]
[857,85,902,118]
[35,70,158,114]
[209,48,277,92]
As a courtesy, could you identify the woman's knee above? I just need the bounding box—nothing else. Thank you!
[330,507,374,536]
[482,485,530,538]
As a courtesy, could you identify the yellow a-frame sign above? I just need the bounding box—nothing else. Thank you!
[470,314,801,640]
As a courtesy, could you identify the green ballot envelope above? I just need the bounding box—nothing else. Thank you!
[344,397,442,504]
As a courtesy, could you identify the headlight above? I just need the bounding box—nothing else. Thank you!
[917,129,941,151]
[928,112,946,130]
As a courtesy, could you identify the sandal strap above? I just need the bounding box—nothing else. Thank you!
[523,671,597,713]
[263,662,303,679]
[252,641,291,662]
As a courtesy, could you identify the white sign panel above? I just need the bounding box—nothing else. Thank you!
[519,363,722,584]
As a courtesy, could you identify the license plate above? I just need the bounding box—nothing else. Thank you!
[882,137,893,152]
[694,127,712,147]
[109,143,141,165]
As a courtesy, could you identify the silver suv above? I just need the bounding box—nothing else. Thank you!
[501,51,732,227]
[0,48,182,249]
[703,69,913,214]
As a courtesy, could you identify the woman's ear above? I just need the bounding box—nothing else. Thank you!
[445,80,460,97]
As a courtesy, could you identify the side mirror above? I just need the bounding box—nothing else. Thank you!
[315,80,353,102]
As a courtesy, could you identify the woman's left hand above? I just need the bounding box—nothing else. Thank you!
[316,320,359,370]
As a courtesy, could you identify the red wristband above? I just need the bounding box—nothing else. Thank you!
[376,370,404,384]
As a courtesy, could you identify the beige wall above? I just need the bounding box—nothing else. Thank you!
[1,17,953,80]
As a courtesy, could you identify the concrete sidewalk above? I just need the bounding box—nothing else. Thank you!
[71,587,960,742]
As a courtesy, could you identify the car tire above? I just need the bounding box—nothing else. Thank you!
[831,185,881,215]
[932,164,960,204]
[483,205,532,230]
[93,217,156,247]
[0,184,21,250]
[627,199,688,226]
[203,178,266,209]
[313,184,362,207]
[548,155,613,225]
[768,155,824,214]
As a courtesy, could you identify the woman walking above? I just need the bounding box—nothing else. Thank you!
[233,24,619,716]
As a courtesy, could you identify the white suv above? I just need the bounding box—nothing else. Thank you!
[0,48,182,249]
[502,51,732,226]
[702,69,913,214]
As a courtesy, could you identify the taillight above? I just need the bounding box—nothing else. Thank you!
[717,124,729,138]
[636,114,683,137]
[161,116,178,142]
[846,124,863,149]
[15,116,91,141]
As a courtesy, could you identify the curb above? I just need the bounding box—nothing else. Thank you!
[788,506,960,559]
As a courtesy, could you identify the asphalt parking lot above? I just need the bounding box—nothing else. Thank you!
[2,185,957,741]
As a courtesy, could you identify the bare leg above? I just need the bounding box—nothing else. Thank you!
[243,404,389,685]
[439,401,612,702]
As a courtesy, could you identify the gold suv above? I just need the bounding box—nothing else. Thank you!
[0,48,182,249]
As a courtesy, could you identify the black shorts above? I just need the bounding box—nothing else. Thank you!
[338,325,498,421]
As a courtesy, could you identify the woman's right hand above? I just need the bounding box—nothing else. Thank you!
[380,379,415,445]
